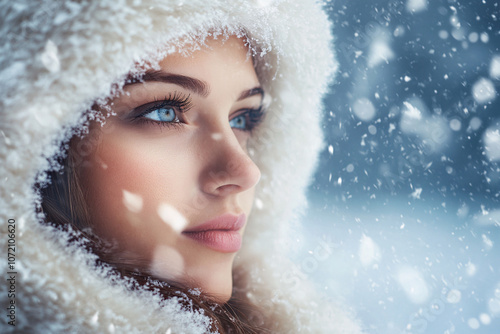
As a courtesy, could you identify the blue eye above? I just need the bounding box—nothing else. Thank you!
[143,107,177,122]
[129,93,192,128]
[229,114,246,129]
[229,108,266,132]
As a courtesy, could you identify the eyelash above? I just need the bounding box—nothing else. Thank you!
[131,93,266,132]
[232,106,266,133]
[132,92,192,129]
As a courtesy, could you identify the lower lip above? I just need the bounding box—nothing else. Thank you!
[182,230,242,253]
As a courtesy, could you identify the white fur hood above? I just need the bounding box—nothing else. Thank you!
[0,0,363,332]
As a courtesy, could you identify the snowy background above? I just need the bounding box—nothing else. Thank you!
[299,0,500,333]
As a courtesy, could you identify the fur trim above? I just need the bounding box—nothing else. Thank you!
[0,0,362,332]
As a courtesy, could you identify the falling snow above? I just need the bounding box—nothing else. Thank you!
[400,99,451,151]
[490,55,500,80]
[446,289,462,304]
[304,1,500,332]
[483,125,500,162]
[157,203,188,232]
[410,187,422,199]
[122,190,143,213]
[351,98,376,122]
[396,266,430,304]
[472,77,496,104]
[367,30,395,68]
[406,0,428,13]
[468,318,480,330]
[358,234,381,267]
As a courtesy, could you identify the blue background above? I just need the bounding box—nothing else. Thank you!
[301,1,500,332]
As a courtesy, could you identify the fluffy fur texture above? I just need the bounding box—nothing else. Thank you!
[0,0,363,332]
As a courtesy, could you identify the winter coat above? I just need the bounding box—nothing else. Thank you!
[0,0,363,333]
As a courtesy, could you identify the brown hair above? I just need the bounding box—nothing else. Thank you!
[37,128,270,334]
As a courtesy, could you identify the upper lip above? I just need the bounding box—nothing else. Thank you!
[182,213,246,233]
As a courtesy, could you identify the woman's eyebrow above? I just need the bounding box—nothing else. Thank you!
[238,87,264,101]
[124,70,210,97]
[124,70,263,101]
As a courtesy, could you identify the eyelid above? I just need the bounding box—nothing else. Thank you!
[125,92,193,120]
[132,101,179,120]
[230,105,266,132]
[230,105,262,119]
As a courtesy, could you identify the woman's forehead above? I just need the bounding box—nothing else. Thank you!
[158,36,252,70]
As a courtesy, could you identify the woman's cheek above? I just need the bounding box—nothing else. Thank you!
[92,128,198,234]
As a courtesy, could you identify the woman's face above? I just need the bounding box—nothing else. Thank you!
[80,36,262,302]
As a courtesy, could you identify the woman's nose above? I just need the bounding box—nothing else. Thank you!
[199,128,261,197]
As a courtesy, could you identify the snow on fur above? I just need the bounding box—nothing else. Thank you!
[0,0,361,332]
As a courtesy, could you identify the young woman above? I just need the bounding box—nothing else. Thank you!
[0,1,363,333]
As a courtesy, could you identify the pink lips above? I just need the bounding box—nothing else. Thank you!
[182,213,246,253]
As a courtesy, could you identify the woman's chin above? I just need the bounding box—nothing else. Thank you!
[188,266,234,304]
[148,252,235,303]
